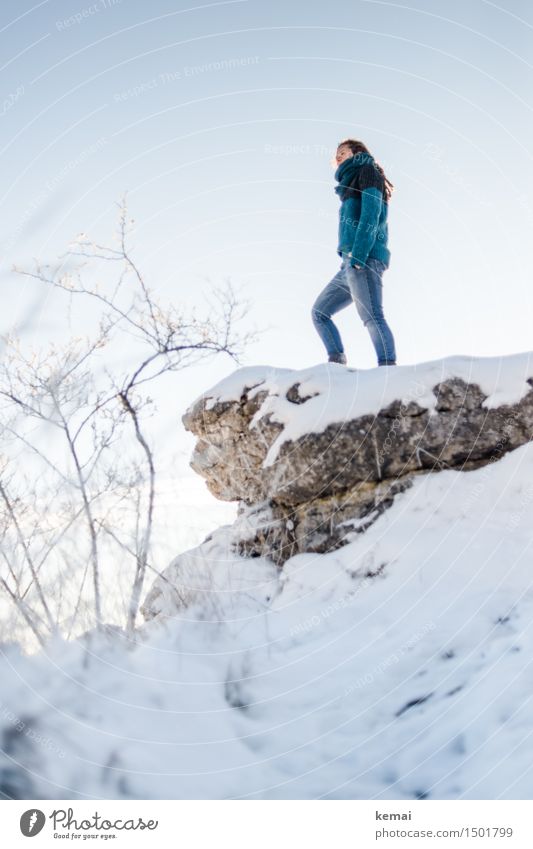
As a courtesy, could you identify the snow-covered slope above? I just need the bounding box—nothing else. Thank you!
[2,440,533,800]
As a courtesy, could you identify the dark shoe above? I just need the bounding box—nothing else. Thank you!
[328,352,347,365]
[378,361,397,366]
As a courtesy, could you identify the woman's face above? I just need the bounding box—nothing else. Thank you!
[335,144,354,166]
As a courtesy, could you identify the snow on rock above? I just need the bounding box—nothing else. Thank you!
[181,354,533,564]
[189,352,533,467]
[140,520,279,621]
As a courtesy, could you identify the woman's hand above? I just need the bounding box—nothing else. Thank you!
[347,252,363,270]
[352,263,363,270]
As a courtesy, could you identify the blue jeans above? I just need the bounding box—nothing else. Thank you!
[311,254,397,365]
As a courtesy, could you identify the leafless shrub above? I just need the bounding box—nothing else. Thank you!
[0,194,254,646]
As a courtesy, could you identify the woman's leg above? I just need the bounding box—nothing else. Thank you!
[311,261,352,358]
[345,258,397,365]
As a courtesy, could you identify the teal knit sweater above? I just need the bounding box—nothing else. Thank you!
[334,152,391,269]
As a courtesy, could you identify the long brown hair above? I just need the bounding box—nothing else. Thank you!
[336,138,394,203]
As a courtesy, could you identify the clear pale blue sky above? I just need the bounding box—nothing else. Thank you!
[1,0,532,542]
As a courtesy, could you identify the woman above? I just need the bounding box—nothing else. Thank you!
[311,138,397,367]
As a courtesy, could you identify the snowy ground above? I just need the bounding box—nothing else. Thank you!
[2,441,533,800]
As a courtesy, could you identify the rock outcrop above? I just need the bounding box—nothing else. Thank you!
[96,355,533,801]
[180,355,533,565]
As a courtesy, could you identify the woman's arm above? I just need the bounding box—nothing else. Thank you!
[349,163,385,268]
[350,186,383,267]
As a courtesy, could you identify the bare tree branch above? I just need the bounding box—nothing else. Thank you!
[0,196,256,643]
